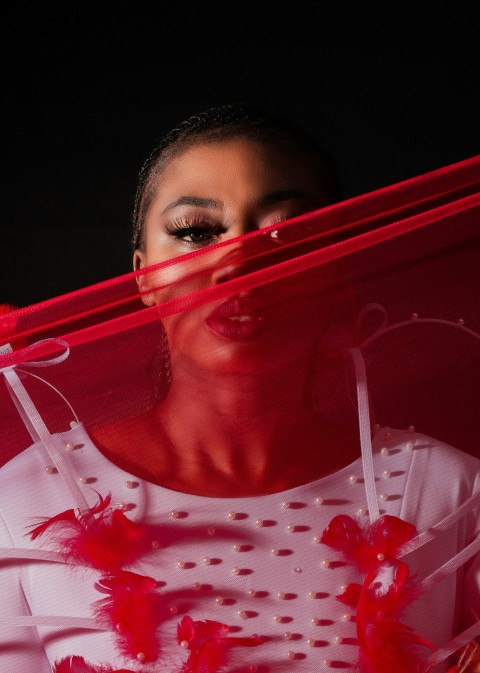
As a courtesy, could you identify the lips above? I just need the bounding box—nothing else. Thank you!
[205,296,266,340]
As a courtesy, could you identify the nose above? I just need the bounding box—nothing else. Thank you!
[210,244,250,285]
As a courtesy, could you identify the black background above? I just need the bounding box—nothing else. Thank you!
[2,9,479,308]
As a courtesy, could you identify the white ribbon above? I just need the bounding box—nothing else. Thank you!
[0,340,89,512]
[0,615,104,630]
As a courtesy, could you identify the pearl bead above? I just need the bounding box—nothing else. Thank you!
[410,312,419,320]
[356,507,366,516]
[343,613,353,622]
[406,441,414,450]
[136,652,146,662]
[78,476,88,484]
[151,539,160,549]
[457,318,465,326]
[287,651,296,660]
[228,512,239,519]
[294,567,302,573]
[238,610,248,619]
[180,640,189,648]
[381,447,390,456]
[383,469,391,478]
[273,615,283,622]
[202,557,212,565]
[232,567,241,575]
[124,480,136,489]
[207,527,216,535]
[248,589,257,597]
[379,493,388,501]
[315,496,324,504]
[334,635,343,644]
[348,475,358,484]
[44,465,55,474]
[407,425,415,433]
[282,501,292,508]
[216,597,225,605]
[169,605,178,614]
[284,632,293,640]
[277,592,287,599]
[313,535,322,543]
[377,553,385,561]
[69,421,78,428]
[287,524,296,532]
[192,582,202,591]
[311,617,321,624]
[233,543,242,551]
[383,431,392,441]
[323,658,332,666]
[65,442,75,451]
[307,638,315,646]
[170,510,182,518]
[177,560,187,569]
[321,560,331,568]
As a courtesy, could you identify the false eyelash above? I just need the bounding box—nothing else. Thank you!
[166,216,226,235]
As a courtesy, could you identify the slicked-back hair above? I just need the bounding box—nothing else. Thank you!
[132,102,343,251]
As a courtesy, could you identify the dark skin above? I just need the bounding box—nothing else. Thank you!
[91,138,361,497]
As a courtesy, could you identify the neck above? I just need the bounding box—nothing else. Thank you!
[91,363,360,497]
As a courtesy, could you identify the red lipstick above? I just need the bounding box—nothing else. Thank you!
[205,296,266,340]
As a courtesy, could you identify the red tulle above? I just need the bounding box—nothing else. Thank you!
[27,492,151,572]
[177,615,263,673]
[0,303,28,349]
[53,655,139,672]
[321,513,434,673]
[93,570,162,663]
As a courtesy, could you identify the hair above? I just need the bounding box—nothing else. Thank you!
[131,102,344,251]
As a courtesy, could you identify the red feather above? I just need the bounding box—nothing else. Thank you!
[53,655,139,672]
[322,514,433,673]
[28,508,78,540]
[357,621,434,673]
[27,493,151,572]
[177,616,263,673]
[93,570,162,663]
[337,582,362,608]
[321,514,416,571]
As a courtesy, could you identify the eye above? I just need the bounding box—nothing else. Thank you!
[165,217,227,247]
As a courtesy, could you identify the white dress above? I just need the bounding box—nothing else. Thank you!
[0,423,478,673]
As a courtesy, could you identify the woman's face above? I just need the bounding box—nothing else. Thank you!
[134,139,341,377]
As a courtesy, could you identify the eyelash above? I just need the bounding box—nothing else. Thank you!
[165,217,227,247]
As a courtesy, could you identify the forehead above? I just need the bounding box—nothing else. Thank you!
[152,138,324,199]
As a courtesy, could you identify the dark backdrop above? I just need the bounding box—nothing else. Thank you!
[2,12,479,308]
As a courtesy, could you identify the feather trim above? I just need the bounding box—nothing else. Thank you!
[177,615,263,673]
[93,570,162,663]
[27,492,150,572]
[321,513,434,673]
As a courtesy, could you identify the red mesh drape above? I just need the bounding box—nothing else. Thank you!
[0,155,479,673]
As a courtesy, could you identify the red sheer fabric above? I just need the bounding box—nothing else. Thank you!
[0,155,479,672]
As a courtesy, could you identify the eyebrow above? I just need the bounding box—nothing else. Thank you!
[162,190,316,214]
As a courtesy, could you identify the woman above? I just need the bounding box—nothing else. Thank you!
[0,103,478,673]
